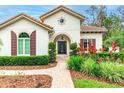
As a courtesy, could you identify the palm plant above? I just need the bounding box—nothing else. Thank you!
[103,29,124,50]
[67,56,84,71]
[103,14,123,49]
[99,62,124,82]
[81,57,100,76]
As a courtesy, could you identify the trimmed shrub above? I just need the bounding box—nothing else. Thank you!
[70,42,78,56]
[0,55,49,66]
[67,56,83,71]
[118,52,124,62]
[81,57,100,76]
[48,42,56,63]
[96,52,124,62]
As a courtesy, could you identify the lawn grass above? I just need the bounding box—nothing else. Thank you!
[73,79,123,88]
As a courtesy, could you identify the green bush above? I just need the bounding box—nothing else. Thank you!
[96,52,124,62]
[99,62,124,82]
[67,56,83,71]
[70,42,78,56]
[48,42,56,63]
[81,57,100,76]
[67,55,124,83]
[96,52,110,58]
[0,55,49,66]
[118,52,124,62]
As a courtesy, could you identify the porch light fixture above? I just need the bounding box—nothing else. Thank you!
[61,35,64,40]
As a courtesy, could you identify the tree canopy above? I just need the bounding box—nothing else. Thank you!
[86,5,124,50]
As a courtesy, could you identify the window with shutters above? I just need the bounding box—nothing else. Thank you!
[81,39,96,51]
[18,32,30,55]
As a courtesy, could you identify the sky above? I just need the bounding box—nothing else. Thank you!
[0,5,122,23]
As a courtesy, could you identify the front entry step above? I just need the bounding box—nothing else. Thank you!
[57,55,68,61]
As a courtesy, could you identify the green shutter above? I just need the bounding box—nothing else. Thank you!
[18,39,23,54]
[25,39,30,54]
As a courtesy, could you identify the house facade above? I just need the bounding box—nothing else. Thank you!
[0,6,107,56]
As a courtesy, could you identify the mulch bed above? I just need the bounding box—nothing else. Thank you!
[0,75,52,88]
[70,70,124,87]
[0,62,57,70]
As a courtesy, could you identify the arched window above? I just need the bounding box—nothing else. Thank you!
[18,32,30,55]
[19,32,30,38]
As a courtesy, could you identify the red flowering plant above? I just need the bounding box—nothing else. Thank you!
[88,42,97,60]
[109,41,118,55]
[109,41,118,61]
[78,42,84,55]
[88,42,97,54]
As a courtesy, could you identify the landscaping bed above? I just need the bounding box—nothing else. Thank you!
[70,70,123,88]
[67,56,124,82]
[0,75,52,88]
[0,62,57,70]
[67,55,124,88]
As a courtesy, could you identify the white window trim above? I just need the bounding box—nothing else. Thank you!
[17,37,30,56]
[82,38,96,52]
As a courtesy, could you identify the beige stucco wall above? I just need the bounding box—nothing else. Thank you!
[0,18,49,56]
[43,11,81,54]
[80,33,103,51]
[43,11,81,44]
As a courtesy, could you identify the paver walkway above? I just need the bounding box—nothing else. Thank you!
[0,55,74,88]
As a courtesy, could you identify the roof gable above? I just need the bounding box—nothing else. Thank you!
[40,6,85,21]
[0,13,53,32]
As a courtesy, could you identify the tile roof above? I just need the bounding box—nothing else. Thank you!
[40,5,85,21]
[0,13,53,32]
[81,25,107,33]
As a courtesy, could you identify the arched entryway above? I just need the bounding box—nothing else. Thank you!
[53,33,71,55]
